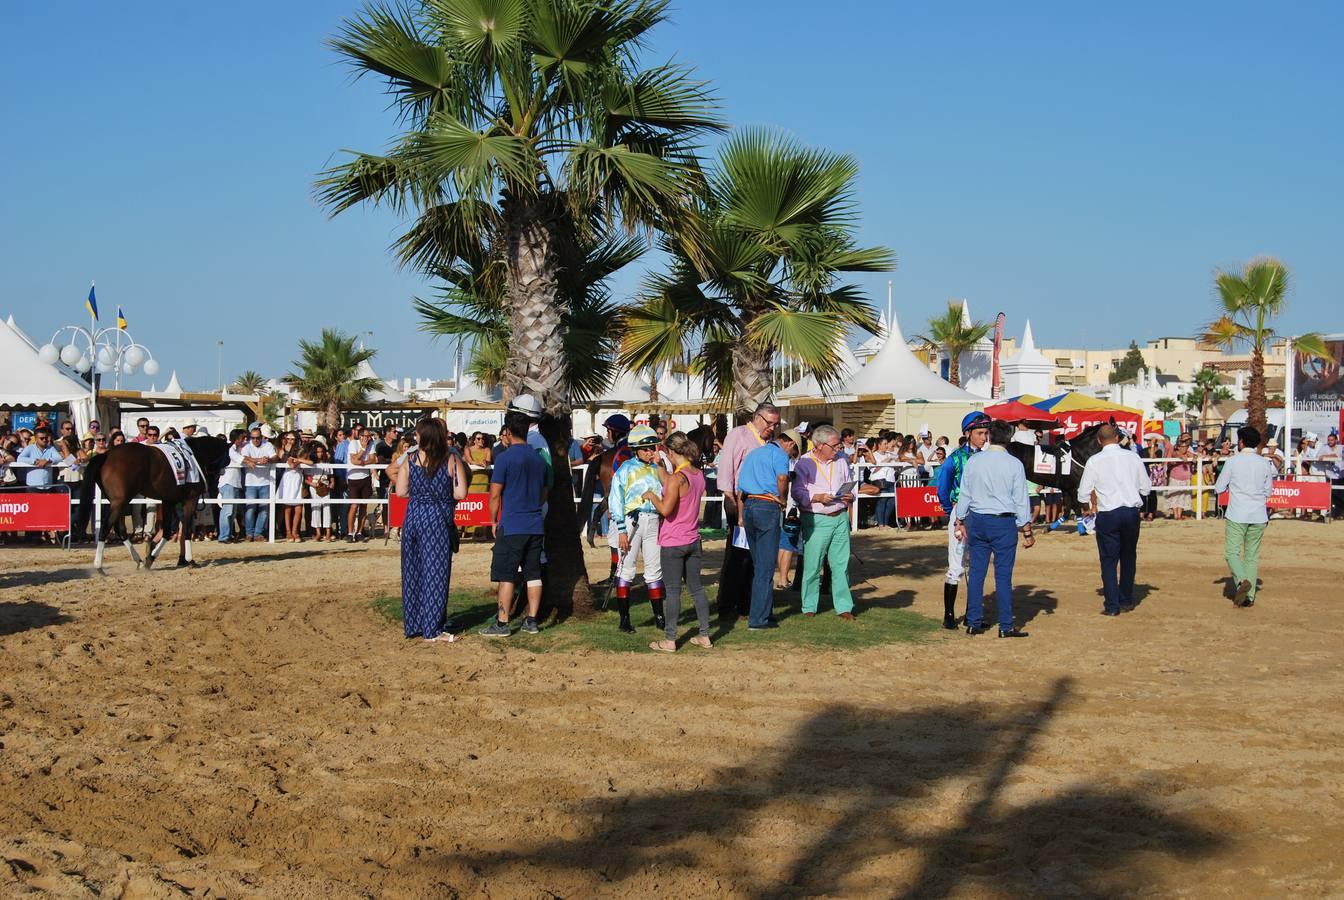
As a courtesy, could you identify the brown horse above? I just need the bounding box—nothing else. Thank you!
[578,423,717,547]
[81,436,223,573]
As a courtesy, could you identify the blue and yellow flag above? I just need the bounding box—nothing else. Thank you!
[86,283,99,320]
[116,307,127,330]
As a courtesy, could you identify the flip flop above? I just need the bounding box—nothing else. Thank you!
[425,632,461,643]
[689,636,713,649]
[649,640,677,653]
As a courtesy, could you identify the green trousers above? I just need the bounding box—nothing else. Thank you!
[1224,521,1266,600]
[801,512,854,615]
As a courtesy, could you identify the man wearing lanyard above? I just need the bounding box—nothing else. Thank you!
[936,412,991,630]
[1078,424,1152,616]
[715,402,781,618]
[953,420,1034,637]
[791,424,856,620]
[735,428,795,630]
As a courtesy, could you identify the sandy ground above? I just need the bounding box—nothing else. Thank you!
[1,518,1342,898]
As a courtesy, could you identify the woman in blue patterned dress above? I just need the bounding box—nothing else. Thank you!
[396,418,469,642]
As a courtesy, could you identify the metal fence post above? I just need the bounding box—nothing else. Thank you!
[1195,457,1204,521]
[268,469,277,543]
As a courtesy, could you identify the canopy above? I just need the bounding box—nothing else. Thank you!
[1035,392,1142,415]
[0,316,92,407]
[779,336,863,399]
[984,400,1058,428]
[839,309,981,403]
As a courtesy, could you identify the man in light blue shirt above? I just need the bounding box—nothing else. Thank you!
[1213,425,1277,607]
[17,427,64,488]
[953,420,1035,637]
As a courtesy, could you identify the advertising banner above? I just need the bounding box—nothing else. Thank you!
[0,492,72,532]
[1217,479,1331,511]
[895,486,944,518]
[1054,410,1143,440]
[388,492,494,529]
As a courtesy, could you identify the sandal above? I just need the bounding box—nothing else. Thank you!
[689,635,713,649]
[425,632,461,643]
[649,640,677,653]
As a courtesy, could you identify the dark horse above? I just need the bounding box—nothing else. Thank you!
[81,435,228,573]
[1006,421,1131,517]
[577,423,717,548]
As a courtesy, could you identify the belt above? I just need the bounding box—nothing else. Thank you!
[805,509,847,517]
[745,494,781,505]
[970,511,1016,518]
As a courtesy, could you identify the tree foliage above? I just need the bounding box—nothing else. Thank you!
[913,303,993,387]
[282,329,384,430]
[1109,341,1148,384]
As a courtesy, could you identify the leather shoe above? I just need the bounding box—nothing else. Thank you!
[998,627,1029,638]
[965,623,987,635]
[837,612,855,621]
[1239,598,1255,608]
[1101,610,1120,617]
[803,612,816,618]
[618,617,635,634]
[1234,580,1252,605]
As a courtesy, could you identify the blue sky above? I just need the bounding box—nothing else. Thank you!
[2,1,1340,391]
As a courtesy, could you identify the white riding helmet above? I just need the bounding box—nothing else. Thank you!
[507,393,544,418]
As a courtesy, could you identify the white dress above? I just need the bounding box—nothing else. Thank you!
[278,462,305,501]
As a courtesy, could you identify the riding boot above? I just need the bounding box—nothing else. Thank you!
[943,582,959,630]
[616,582,635,633]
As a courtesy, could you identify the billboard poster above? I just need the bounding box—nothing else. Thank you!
[1294,338,1344,409]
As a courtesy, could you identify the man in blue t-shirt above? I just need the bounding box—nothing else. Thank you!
[736,431,797,630]
[484,411,549,637]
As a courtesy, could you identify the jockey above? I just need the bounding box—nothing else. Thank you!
[609,425,666,633]
[936,411,992,631]
[601,413,633,584]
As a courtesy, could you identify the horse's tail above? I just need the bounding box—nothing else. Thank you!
[578,457,599,547]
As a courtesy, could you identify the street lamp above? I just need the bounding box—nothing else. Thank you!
[38,323,159,415]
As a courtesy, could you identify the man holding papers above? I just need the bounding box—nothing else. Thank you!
[791,424,857,620]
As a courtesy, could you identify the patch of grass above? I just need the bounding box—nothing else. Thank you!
[698,527,727,541]
[372,587,939,653]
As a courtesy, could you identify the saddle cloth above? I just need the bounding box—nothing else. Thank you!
[154,440,203,486]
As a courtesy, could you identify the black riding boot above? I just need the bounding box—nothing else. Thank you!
[943,582,959,630]
[617,596,635,633]
[651,597,666,632]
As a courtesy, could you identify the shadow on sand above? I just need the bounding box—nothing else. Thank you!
[415,678,1227,897]
[0,601,72,636]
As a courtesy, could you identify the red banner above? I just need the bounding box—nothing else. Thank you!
[388,492,494,529]
[1218,480,1331,511]
[0,492,71,532]
[1054,410,1144,440]
[895,486,945,518]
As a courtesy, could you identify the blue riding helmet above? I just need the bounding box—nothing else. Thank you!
[961,412,992,433]
[603,414,631,434]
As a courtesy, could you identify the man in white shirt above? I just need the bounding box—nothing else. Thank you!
[916,427,939,464]
[1213,425,1277,607]
[241,427,276,541]
[216,429,248,543]
[1314,431,1343,519]
[343,427,377,542]
[1078,424,1152,616]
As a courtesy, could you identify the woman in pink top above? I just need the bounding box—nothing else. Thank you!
[642,431,713,652]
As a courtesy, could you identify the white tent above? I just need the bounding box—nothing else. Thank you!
[353,358,410,402]
[1,316,96,431]
[779,337,863,399]
[595,369,651,406]
[840,308,981,403]
[447,376,504,406]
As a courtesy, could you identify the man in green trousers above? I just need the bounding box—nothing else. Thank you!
[1213,425,1277,608]
[790,424,856,619]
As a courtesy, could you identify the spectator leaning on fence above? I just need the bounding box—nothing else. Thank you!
[242,427,276,542]
[216,429,247,543]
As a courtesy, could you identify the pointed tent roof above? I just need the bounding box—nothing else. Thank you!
[779,337,863,399]
[0,317,91,406]
[353,357,409,402]
[855,310,888,357]
[839,309,982,403]
[163,371,184,396]
[596,369,651,406]
[1006,320,1050,367]
[447,375,504,406]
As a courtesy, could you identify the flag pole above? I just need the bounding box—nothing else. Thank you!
[1285,336,1296,475]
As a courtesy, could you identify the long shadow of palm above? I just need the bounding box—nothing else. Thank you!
[426,677,1226,896]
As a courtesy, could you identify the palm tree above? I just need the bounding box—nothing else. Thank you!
[1154,397,1177,417]
[913,303,993,388]
[1201,257,1335,434]
[316,0,722,418]
[619,129,894,412]
[1192,366,1222,425]
[282,329,384,431]
[231,370,268,395]
[318,0,721,614]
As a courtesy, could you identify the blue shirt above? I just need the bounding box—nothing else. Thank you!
[953,446,1031,527]
[490,443,547,535]
[1213,449,1276,525]
[737,441,790,496]
[17,444,64,487]
[936,443,979,513]
[332,440,349,464]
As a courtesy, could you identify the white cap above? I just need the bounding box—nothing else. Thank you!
[183,418,198,427]
[918,424,931,437]
[507,393,544,418]
[1307,431,1319,442]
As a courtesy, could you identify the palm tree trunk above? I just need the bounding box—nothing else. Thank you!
[501,189,592,615]
[325,399,341,432]
[732,341,774,414]
[1248,346,1266,435]
[948,348,961,387]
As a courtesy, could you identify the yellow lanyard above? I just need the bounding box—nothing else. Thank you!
[747,423,765,446]
[673,461,691,475]
[809,451,834,487]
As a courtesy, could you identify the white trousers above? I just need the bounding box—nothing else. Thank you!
[310,501,332,528]
[946,517,969,585]
[618,513,663,584]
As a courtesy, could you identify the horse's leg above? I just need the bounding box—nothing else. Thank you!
[116,500,144,568]
[178,494,199,567]
[94,496,120,574]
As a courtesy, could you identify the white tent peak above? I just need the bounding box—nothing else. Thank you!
[164,371,184,396]
[1009,320,1050,367]
[959,299,972,328]
[840,308,980,403]
[449,375,503,405]
[0,316,91,408]
[780,334,863,398]
[1021,320,1036,351]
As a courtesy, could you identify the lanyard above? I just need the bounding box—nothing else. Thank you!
[809,451,834,487]
[747,423,765,446]
[673,461,691,475]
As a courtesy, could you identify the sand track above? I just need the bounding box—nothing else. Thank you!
[2,520,1341,897]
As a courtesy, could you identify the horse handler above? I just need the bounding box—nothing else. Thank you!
[936,412,992,630]
[1078,424,1151,616]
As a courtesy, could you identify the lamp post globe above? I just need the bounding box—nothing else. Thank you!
[125,346,146,367]
[38,343,59,365]
[60,344,82,366]
[143,358,160,377]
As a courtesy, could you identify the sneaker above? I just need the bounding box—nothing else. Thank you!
[520,617,540,634]
[747,621,779,631]
[481,619,511,637]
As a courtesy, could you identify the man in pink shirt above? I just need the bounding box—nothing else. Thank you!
[716,402,781,618]
[791,424,856,618]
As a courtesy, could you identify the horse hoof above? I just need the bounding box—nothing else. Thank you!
[95,567,108,577]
